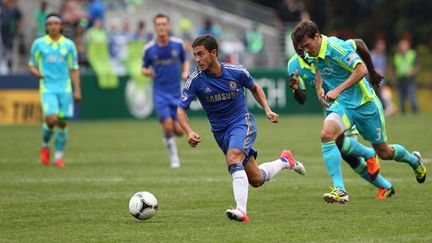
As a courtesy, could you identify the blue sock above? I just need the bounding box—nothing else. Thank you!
[42,123,54,146]
[322,141,346,191]
[391,144,419,169]
[55,128,68,154]
[354,158,392,189]
[341,137,375,159]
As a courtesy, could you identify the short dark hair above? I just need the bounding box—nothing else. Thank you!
[292,20,320,47]
[192,34,219,55]
[153,13,170,23]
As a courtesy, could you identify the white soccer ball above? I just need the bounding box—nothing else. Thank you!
[129,191,158,220]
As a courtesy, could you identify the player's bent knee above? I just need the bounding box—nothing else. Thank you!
[226,150,244,165]
[320,129,337,142]
[46,116,58,127]
[376,149,393,160]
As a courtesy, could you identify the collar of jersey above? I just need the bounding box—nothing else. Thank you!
[44,35,66,45]
[298,56,312,70]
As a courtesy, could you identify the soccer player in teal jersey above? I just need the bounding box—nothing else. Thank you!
[28,13,81,167]
[288,38,394,200]
[292,20,426,203]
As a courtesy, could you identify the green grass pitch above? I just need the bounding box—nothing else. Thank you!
[1,114,431,242]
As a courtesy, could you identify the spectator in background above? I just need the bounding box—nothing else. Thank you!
[61,0,87,40]
[371,38,396,116]
[108,17,128,75]
[132,20,152,42]
[244,22,265,68]
[33,1,49,38]
[0,0,23,73]
[86,18,108,44]
[393,38,420,114]
[275,0,309,61]
[197,18,221,39]
[88,0,105,27]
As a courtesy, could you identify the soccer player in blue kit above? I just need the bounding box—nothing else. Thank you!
[292,20,426,203]
[28,13,81,167]
[142,14,190,168]
[288,38,395,200]
[177,35,306,222]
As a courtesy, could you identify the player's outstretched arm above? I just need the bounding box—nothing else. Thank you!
[250,83,279,123]
[315,71,329,108]
[289,70,307,104]
[326,63,368,102]
[354,39,383,88]
[70,69,81,102]
[177,107,201,147]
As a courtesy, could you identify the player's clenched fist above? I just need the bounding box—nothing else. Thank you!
[265,110,279,123]
[187,131,201,147]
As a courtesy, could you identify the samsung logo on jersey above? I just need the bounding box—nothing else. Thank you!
[205,91,239,103]
[156,58,178,65]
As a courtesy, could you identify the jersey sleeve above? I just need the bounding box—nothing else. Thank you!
[179,43,187,63]
[68,42,79,70]
[178,75,197,110]
[28,41,39,66]
[345,39,357,51]
[239,65,254,89]
[330,39,363,70]
[287,57,306,91]
[142,47,152,68]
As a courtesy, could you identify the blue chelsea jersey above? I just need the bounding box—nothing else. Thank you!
[178,63,254,132]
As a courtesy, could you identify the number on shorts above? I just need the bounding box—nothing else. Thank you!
[375,128,382,141]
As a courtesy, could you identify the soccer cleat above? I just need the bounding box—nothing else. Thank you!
[412,151,426,183]
[323,187,349,204]
[377,187,395,200]
[280,150,306,175]
[40,147,50,166]
[366,156,380,180]
[54,160,65,167]
[225,208,249,222]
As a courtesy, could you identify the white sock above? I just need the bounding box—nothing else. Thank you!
[231,170,249,213]
[258,159,288,181]
[163,135,179,164]
[54,151,64,161]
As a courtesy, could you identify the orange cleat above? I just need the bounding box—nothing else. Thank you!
[366,156,380,180]
[280,150,296,168]
[54,160,65,167]
[377,187,395,200]
[40,147,50,166]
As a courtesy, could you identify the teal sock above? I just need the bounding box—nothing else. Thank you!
[322,141,346,191]
[341,137,375,159]
[354,158,392,189]
[391,144,419,169]
[42,123,54,146]
[55,128,68,154]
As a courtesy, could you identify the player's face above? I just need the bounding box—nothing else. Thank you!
[300,33,321,57]
[192,45,216,71]
[46,20,62,35]
[154,17,170,37]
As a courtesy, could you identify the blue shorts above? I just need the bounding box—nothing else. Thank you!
[213,113,258,166]
[153,91,180,123]
[41,91,74,118]
[326,97,387,144]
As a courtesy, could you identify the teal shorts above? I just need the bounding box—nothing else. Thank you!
[41,91,74,118]
[326,97,387,144]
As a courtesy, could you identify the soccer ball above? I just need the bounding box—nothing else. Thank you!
[129,191,158,220]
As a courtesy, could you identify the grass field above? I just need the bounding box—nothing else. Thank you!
[1,114,431,242]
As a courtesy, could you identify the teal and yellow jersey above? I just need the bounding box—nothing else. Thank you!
[287,54,315,90]
[307,35,375,109]
[28,35,79,93]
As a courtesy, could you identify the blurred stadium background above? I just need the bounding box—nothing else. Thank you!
[0,0,431,124]
[1,1,432,241]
